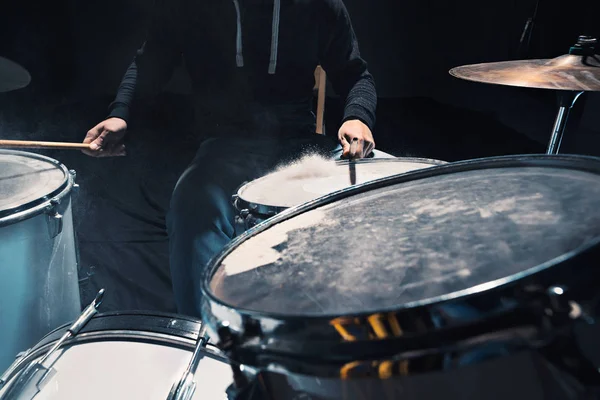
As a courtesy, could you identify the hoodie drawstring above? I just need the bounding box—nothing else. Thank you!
[268,0,280,74]
[233,0,244,67]
[232,0,280,74]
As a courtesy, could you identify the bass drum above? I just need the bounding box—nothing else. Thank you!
[0,150,81,372]
[0,312,235,400]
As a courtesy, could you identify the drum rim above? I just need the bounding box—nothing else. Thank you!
[0,150,73,226]
[233,157,448,217]
[201,154,600,359]
[34,311,204,347]
[0,311,229,387]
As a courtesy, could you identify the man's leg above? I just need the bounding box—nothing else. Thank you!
[166,138,273,317]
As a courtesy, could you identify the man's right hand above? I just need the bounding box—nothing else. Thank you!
[82,117,128,157]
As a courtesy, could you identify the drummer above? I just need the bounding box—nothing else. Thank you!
[82,0,382,317]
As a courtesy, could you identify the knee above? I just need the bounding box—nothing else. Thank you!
[167,169,236,237]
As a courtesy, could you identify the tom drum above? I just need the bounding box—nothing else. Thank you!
[233,157,447,231]
[203,154,600,400]
[0,150,81,372]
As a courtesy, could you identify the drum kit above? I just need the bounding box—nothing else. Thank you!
[1,35,600,399]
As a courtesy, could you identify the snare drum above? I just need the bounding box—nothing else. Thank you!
[0,150,81,372]
[233,157,446,231]
[203,154,600,399]
[0,313,235,399]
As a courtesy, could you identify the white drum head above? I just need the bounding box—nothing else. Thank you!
[0,341,233,400]
[0,150,68,216]
[0,314,235,400]
[238,157,445,209]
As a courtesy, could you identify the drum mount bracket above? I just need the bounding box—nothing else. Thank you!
[43,169,78,239]
[526,285,600,390]
[45,199,63,239]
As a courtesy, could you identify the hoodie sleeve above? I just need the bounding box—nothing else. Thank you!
[318,0,377,132]
[107,1,182,123]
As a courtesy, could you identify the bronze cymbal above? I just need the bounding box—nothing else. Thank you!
[450,54,600,91]
[0,56,31,93]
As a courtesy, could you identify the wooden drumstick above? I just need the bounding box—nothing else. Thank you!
[349,138,360,158]
[348,138,359,185]
[0,139,91,150]
[315,66,327,135]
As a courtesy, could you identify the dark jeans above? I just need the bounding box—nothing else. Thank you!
[166,134,342,317]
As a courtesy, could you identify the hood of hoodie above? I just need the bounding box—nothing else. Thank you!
[232,0,281,74]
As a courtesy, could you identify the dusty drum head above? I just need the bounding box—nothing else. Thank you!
[202,154,600,369]
[234,157,447,217]
[0,150,70,223]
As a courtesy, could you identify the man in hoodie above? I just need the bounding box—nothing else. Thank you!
[82,0,382,317]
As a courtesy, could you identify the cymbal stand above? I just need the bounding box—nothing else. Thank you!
[546,90,584,154]
[547,35,597,155]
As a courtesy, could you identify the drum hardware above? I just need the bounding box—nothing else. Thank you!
[516,0,541,58]
[45,199,64,239]
[450,35,599,155]
[0,289,105,399]
[70,169,80,192]
[215,323,259,400]
[44,169,79,239]
[547,91,585,154]
[166,326,210,400]
[518,285,600,388]
[232,191,275,236]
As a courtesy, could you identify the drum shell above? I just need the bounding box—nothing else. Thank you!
[0,178,81,372]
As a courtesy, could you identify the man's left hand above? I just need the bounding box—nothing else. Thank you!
[338,119,375,160]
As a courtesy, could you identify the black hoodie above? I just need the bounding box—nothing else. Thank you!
[108,0,377,138]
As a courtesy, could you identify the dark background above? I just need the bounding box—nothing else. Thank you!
[0,0,599,316]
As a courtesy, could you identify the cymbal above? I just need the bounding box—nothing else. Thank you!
[450,36,600,91]
[0,56,31,93]
[450,53,600,91]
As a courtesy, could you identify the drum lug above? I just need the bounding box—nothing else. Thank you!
[234,212,248,237]
[70,169,80,193]
[45,199,63,239]
[0,349,30,389]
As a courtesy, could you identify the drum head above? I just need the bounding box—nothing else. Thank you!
[209,156,600,317]
[0,150,68,218]
[237,157,445,210]
[0,313,234,400]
